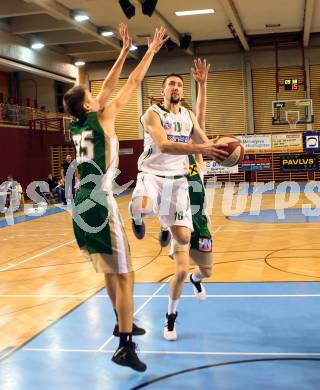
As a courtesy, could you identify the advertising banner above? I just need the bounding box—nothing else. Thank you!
[241,158,272,171]
[238,135,271,154]
[272,133,303,153]
[304,131,320,152]
[280,154,318,171]
[205,161,239,175]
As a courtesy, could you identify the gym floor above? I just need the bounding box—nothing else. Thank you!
[1,187,320,389]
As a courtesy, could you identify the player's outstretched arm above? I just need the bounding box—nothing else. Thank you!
[192,58,210,131]
[95,23,132,109]
[101,27,168,119]
[192,58,210,163]
[146,110,228,162]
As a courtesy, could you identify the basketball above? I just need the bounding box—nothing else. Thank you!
[214,135,244,167]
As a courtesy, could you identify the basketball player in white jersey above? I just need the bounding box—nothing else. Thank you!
[130,72,228,340]
[164,58,212,300]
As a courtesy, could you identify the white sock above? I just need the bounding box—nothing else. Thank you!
[191,272,203,283]
[168,297,179,314]
[129,201,143,224]
[134,216,143,224]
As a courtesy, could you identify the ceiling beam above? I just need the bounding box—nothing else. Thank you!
[131,0,194,55]
[303,0,314,47]
[220,0,250,51]
[0,0,43,18]
[10,14,73,34]
[0,56,76,83]
[24,0,138,59]
[64,42,117,56]
[34,31,98,46]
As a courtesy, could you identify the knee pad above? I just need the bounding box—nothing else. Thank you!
[172,239,189,254]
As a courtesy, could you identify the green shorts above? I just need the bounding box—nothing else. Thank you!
[189,213,213,267]
[187,157,213,267]
[190,213,212,250]
[72,189,132,274]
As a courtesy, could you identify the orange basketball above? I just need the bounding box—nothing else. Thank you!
[214,135,244,167]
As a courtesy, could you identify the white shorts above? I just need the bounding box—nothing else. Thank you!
[132,172,193,231]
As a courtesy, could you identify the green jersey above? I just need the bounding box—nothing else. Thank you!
[70,112,131,271]
[70,112,119,192]
[188,155,206,217]
[188,155,211,248]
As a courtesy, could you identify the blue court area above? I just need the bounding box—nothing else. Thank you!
[0,206,65,228]
[228,207,320,223]
[1,282,320,389]
[0,190,129,228]
[236,182,320,195]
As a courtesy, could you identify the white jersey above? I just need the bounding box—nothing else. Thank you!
[138,103,194,176]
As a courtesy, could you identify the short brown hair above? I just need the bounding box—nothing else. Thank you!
[63,85,87,120]
[162,74,184,87]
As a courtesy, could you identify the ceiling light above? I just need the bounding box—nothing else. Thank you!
[130,45,138,51]
[175,9,214,16]
[142,0,158,16]
[119,0,135,19]
[101,31,114,37]
[70,10,89,22]
[74,14,89,22]
[98,28,114,37]
[74,61,85,66]
[31,42,45,50]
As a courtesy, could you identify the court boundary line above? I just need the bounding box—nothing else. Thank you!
[0,206,66,229]
[3,293,320,298]
[97,281,169,351]
[220,227,320,232]
[0,248,165,361]
[0,285,105,362]
[21,347,320,357]
[0,191,131,230]
[0,239,76,272]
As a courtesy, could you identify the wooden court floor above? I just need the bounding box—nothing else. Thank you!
[1,188,320,357]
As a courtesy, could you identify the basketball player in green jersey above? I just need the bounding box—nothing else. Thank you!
[187,58,213,299]
[63,24,168,371]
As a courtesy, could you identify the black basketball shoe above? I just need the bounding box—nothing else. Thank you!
[129,201,145,239]
[131,219,145,239]
[113,323,146,337]
[112,342,147,372]
[159,227,171,247]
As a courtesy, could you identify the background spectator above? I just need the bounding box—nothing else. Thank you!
[0,175,23,213]
[46,173,64,203]
[61,154,78,203]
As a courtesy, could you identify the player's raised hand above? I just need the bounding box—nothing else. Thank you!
[119,22,132,53]
[192,58,210,85]
[147,27,169,53]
